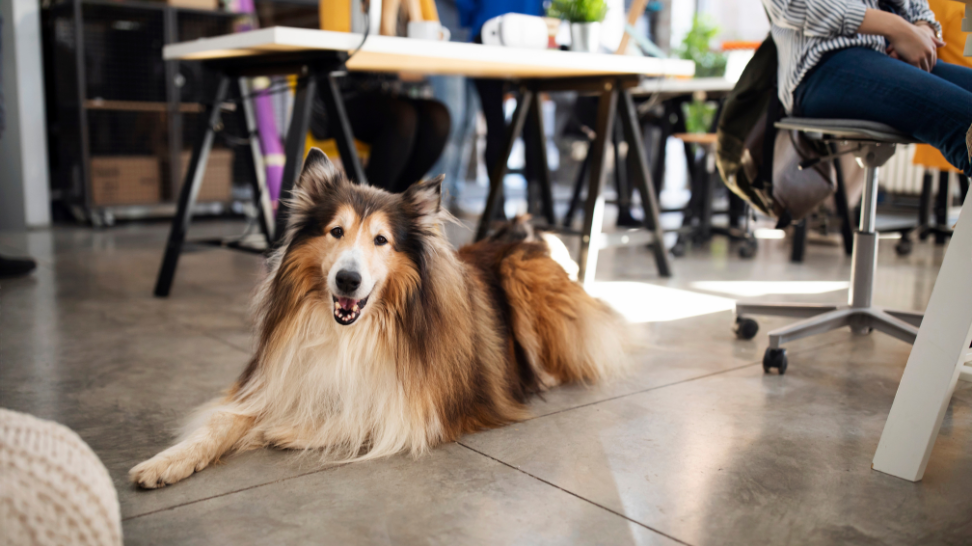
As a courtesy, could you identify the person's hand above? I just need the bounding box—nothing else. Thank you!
[886,21,945,71]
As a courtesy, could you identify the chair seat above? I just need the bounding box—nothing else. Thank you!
[775,118,920,144]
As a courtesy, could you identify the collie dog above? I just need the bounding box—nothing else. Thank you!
[130,149,629,489]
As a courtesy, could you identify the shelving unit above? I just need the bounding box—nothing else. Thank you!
[43,0,241,224]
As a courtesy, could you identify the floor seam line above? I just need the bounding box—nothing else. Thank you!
[522,360,761,423]
[456,442,694,546]
[199,330,253,355]
[122,462,351,522]
[522,335,863,424]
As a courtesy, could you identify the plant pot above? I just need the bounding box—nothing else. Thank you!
[570,22,601,53]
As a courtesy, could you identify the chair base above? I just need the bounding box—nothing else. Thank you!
[735,302,921,348]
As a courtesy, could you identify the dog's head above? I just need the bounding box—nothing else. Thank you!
[280,148,445,327]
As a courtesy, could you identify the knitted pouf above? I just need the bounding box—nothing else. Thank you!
[0,409,121,546]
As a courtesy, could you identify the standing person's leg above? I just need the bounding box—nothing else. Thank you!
[474,78,509,219]
[391,99,450,193]
[428,75,466,204]
[342,93,419,190]
[473,79,507,177]
[795,47,972,176]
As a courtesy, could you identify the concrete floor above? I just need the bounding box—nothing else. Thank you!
[1,220,970,545]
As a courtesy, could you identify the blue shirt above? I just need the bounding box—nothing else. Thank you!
[455,0,546,38]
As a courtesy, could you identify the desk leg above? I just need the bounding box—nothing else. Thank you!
[273,73,318,245]
[154,75,230,297]
[872,191,972,481]
[475,88,533,241]
[320,73,367,186]
[577,85,618,285]
[618,89,671,278]
[528,91,556,226]
[236,78,275,244]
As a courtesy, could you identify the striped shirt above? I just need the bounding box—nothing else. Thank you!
[763,0,941,112]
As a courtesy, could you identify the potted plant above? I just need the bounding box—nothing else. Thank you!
[548,0,608,53]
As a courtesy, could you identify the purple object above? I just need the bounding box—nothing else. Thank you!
[235,0,285,204]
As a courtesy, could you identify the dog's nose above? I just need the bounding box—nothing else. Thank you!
[335,269,361,294]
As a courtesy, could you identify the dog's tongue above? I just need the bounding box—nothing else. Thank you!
[337,297,356,310]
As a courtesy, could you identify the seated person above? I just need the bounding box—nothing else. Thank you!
[763,0,972,177]
[311,75,451,193]
[458,0,546,202]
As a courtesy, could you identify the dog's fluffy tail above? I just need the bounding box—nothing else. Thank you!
[499,244,631,387]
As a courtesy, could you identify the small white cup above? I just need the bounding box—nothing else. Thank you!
[407,21,451,41]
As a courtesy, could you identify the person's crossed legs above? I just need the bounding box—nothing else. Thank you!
[343,93,450,193]
[795,47,972,176]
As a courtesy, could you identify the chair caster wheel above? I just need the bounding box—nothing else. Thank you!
[738,239,757,259]
[895,238,913,256]
[671,241,686,257]
[851,325,873,335]
[763,347,788,374]
[734,316,759,340]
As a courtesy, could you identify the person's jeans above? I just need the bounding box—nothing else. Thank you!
[794,47,972,176]
[429,75,479,205]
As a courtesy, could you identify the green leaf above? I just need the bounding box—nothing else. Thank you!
[676,14,727,78]
[547,0,608,23]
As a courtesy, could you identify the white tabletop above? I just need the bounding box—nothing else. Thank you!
[163,27,696,80]
[630,76,735,96]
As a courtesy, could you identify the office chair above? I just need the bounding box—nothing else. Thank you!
[734,118,924,374]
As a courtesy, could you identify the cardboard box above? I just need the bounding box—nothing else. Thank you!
[166,0,219,11]
[177,149,233,202]
[90,156,162,206]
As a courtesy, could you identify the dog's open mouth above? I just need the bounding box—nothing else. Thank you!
[332,295,368,325]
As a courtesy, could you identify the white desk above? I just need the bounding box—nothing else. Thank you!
[163,27,695,79]
[155,27,695,295]
[630,76,735,99]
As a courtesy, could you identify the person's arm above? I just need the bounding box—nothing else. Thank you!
[903,0,942,37]
[858,8,945,71]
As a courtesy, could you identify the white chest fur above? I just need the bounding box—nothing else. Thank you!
[240,314,439,461]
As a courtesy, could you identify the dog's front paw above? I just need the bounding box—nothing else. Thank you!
[129,450,206,489]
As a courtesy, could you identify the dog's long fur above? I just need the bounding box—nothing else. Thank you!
[130,149,629,488]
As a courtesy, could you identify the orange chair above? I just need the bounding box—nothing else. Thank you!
[910,0,971,245]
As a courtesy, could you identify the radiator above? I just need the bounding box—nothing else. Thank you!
[880,144,964,196]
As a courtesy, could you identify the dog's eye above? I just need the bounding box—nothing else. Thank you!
[330,227,344,239]
[374,235,388,246]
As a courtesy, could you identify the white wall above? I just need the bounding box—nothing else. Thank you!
[1,0,51,230]
[702,0,772,43]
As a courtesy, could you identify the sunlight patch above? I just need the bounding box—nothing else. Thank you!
[690,281,849,298]
[587,282,735,323]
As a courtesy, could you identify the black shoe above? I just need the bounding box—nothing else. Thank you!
[0,255,37,278]
[616,209,643,228]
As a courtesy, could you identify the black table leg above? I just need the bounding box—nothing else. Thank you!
[475,88,532,241]
[320,72,367,185]
[577,83,618,284]
[564,149,591,228]
[273,73,319,245]
[235,78,275,244]
[614,122,637,227]
[618,88,672,278]
[154,75,230,297]
[527,90,556,226]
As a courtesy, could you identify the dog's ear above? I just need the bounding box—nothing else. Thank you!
[297,148,345,194]
[403,175,444,219]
